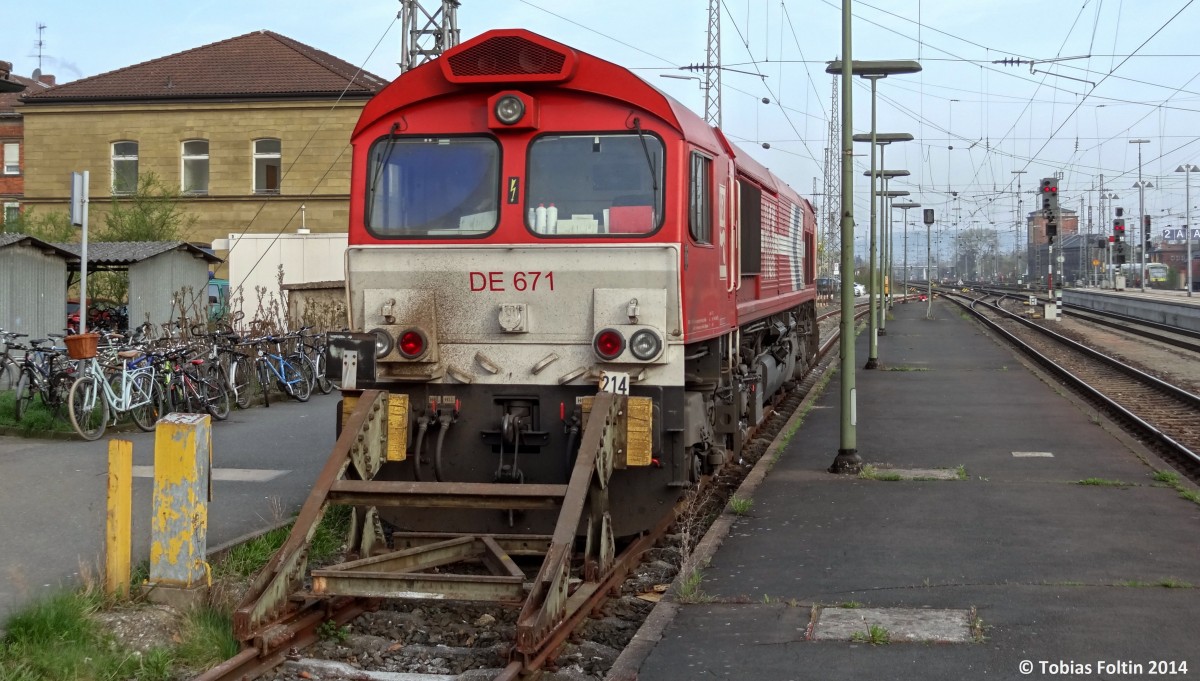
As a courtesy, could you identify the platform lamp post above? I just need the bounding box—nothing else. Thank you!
[1102,191,1119,285]
[1178,164,1198,296]
[1130,139,1151,291]
[872,185,911,335]
[824,3,860,474]
[827,59,920,370]
[824,57,921,470]
[848,130,914,365]
[893,201,920,301]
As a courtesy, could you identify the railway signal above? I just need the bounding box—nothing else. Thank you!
[1041,177,1059,238]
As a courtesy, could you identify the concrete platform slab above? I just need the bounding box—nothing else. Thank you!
[811,607,973,643]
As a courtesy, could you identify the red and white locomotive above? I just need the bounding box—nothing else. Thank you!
[340,29,817,536]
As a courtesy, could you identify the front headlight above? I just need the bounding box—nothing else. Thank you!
[629,329,662,360]
[494,95,526,125]
[368,327,394,358]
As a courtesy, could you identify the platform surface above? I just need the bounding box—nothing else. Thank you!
[628,297,1200,681]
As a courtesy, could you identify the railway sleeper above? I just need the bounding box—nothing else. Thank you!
[231,389,635,678]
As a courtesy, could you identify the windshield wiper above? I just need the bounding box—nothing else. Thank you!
[369,122,401,197]
[632,117,660,194]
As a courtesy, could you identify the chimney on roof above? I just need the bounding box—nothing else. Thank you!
[0,61,12,78]
[37,73,56,86]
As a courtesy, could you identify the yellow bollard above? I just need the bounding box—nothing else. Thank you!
[150,413,212,590]
[105,439,132,598]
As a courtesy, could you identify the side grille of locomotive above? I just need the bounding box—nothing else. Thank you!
[441,31,576,84]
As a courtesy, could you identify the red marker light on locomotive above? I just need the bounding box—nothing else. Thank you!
[593,328,625,360]
[397,328,428,359]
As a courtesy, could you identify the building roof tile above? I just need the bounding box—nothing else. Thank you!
[22,30,387,104]
[0,71,51,114]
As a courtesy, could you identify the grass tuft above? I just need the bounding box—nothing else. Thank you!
[858,464,901,481]
[1075,478,1132,487]
[850,624,891,645]
[728,496,754,516]
[675,567,715,603]
[175,607,241,669]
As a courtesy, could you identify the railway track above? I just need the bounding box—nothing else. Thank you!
[198,304,864,681]
[982,288,1200,354]
[946,292,1200,477]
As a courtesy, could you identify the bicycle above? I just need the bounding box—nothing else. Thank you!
[298,327,333,395]
[198,326,254,410]
[67,341,161,441]
[252,335,312,407]
[12,337,75,420]
[159,345,231,421]
[0,330,29,392]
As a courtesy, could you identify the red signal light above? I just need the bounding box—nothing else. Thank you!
[397,328,427,359]
[593,328,625,360]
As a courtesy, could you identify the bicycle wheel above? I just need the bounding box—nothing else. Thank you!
[45,371,74,417]
[13,369,34,421]
[230,355,253,409]
[129,373,161,432]
[314,350,334,395]
[284,355,312,402]
[256,362,271,408]
[289,354,314,402]
[201,375,231,420]
[0,358,16,392]
[68,375,109,441]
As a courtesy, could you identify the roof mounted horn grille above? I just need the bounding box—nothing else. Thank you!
[441,31,577,84]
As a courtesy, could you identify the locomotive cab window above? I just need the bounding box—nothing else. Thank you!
[689,152,712,244]
[526,133,663,236]
[366,136,500,238]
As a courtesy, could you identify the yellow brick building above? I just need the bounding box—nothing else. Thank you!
[19,31,387,274]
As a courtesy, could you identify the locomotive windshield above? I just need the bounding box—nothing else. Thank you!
[366,136,500,238]
[526,133,664,236]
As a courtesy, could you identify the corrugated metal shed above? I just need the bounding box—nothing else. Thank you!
[53,241,223,329]
[0,234,75,338]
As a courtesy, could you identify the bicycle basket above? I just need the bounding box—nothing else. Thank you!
[64,333,100,360]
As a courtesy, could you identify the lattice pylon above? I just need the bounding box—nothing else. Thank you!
[399,0,461,73]
[821,73,841,277]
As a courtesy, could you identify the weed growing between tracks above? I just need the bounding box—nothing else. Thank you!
[0,506,353,679]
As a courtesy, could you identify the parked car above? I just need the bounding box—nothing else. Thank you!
[853,282,866,297]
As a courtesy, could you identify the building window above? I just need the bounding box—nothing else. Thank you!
[254,138,281,194]
[181,140,210,195]
[112,141,139,194]
[3,202,18,227]
[3,143,18,175]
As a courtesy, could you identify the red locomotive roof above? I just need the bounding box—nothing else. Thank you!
[354,29,721,151]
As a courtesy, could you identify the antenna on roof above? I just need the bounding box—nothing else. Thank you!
[34,23,48,72]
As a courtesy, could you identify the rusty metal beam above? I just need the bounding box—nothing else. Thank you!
[392,531,551,556]
[516,392,621,653]
[233,391,385,641]
[328,480,567,509]
[312,571,526,602]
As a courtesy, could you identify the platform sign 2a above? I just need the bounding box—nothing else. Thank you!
[1162,226,1199,241]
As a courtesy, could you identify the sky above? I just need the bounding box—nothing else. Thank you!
[6,0,1200,257]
